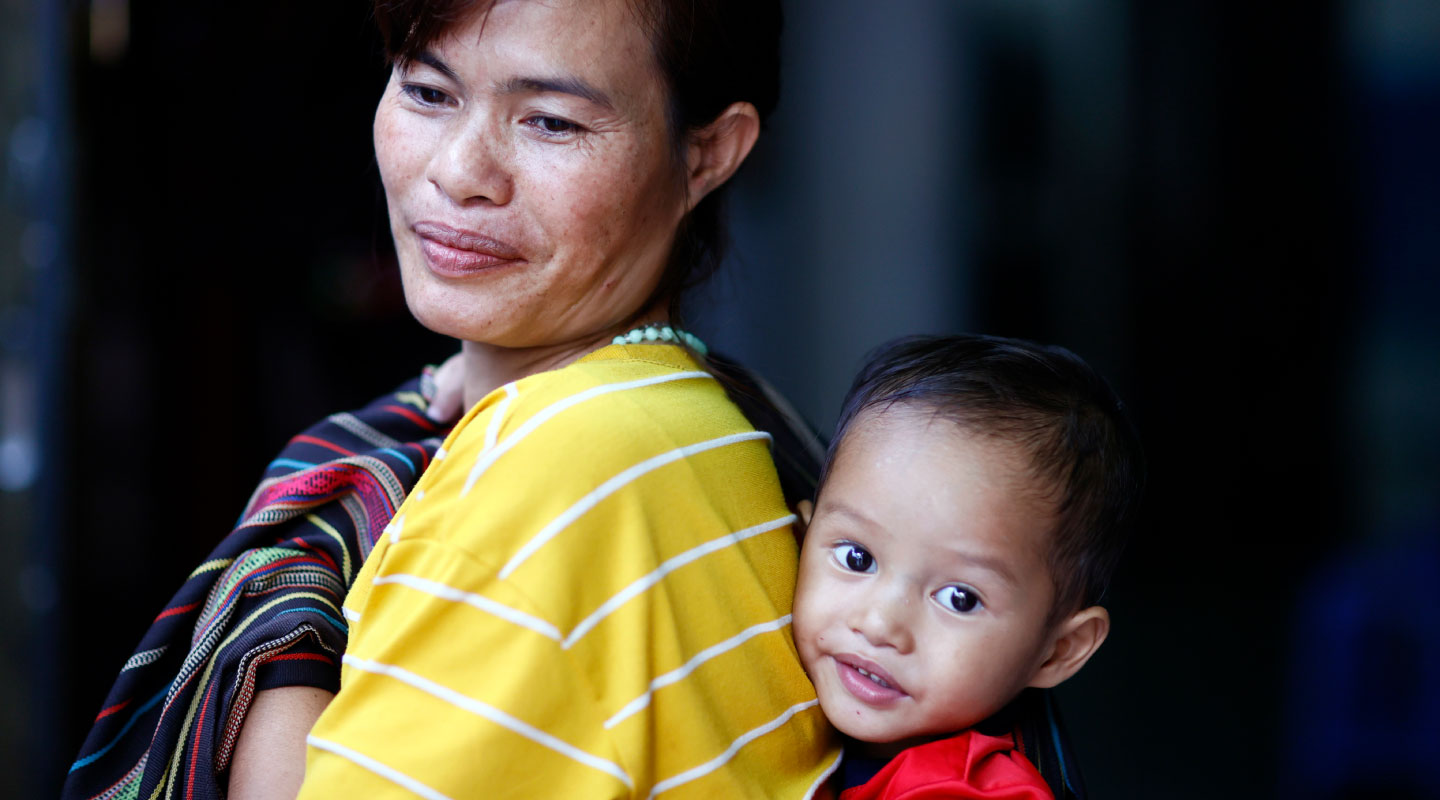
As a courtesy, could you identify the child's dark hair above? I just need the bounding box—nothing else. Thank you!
[824,334,1145,622]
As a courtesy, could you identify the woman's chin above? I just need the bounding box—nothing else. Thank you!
[404,297,580,353]
[403,292,505,345]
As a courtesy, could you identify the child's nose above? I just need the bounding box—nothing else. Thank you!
[848,584,915,654]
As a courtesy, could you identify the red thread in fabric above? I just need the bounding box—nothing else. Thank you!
[291,435,357,457]
[154,601,201,623]
[264,652,334,665]
[382,404,438,431]
[94,700,130,722]
[185,681,218,800]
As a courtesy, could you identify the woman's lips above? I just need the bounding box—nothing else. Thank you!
[413,221,524,276]
[833,655,907,706]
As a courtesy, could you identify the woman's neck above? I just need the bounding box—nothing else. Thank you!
[458,337,598,409]
[458,307,671,409]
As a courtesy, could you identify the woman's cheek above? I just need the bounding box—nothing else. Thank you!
[375,105,434,199]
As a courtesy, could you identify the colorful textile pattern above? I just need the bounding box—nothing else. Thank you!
[299,344,842,799]
[63,377,446,800]
[839,730,1053,800]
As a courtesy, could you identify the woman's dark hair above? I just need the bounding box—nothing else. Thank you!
[825,334,1147,623]
[371,0,783,323]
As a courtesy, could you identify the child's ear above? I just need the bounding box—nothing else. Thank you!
[1027,606,1110,689]
[793,500,815,538]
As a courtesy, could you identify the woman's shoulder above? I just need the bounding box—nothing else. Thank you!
[502,343,747,440]
[396,342,789,569]
[527,342,713,396]
[436,344,761,489]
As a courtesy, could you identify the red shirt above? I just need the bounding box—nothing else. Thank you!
[840,730,1054,800]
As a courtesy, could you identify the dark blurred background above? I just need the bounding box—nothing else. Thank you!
[2,0,1437,797]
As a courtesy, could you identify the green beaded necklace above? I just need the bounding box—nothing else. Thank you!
[612,323,708,356]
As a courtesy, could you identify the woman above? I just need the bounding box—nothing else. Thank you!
[288,0,843,794]
[68,0,839,798]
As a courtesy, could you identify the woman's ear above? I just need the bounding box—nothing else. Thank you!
[1027,606,1110,689]
[684,101,761,210]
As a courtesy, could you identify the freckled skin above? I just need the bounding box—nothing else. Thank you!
[793,408,1063,756]
[374,0,685,351]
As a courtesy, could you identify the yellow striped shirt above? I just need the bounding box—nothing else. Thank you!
[298,344,840,799]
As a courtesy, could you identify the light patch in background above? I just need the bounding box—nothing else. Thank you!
[89,0,129,64]
[1349,0,1440,81]
[0,369,38,492]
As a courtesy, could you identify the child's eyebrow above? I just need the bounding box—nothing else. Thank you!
[821,500,882,530]
[943,547,1020,588]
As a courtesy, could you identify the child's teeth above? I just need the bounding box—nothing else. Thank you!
[856,667,890,688]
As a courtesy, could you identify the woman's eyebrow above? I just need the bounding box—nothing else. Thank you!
[413,50,459,81]
[497,75,615,111]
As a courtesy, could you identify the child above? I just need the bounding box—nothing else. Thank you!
[793,334,1144,799]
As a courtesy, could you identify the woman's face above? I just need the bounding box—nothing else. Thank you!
[374,0,684,349]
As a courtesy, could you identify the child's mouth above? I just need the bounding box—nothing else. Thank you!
[855,666,892,689]
[833,656,906,705]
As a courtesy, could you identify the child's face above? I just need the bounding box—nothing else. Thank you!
[793,407,1061,748]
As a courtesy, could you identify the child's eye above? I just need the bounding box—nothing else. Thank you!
[934,585,982,614]
[830,543,875,574]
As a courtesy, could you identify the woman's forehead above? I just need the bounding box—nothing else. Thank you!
[432,0,651,68]
[419,0,662,104]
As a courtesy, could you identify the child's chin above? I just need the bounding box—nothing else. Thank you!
[824,706,906,745]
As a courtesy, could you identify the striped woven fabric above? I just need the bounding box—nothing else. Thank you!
[63,376,447,800]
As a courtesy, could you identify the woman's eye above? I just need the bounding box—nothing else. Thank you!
[528,116,580,135]
[935,585,982,614]
[403,84,452,106]
[831,543,875,574]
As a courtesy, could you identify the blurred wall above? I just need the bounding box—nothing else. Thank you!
[4,0,1438,797]
[3,0,73,796]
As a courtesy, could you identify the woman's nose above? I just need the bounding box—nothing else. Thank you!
[427,115,514,207]
[848,583,915,654]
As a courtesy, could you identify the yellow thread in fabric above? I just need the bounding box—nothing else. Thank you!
[162,591,338,799]
[306,513,352,583]
[187,558,233,579]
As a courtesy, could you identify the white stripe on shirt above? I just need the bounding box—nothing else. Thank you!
[499,430,772,580]
[646,699,820,799]
[385,513,405,545]
[564,514,795,649]
[461,370,712,497]
[483,383,519,453]
[307,735,454,800]
[803,750,845,800]
[372,573,562,642]
[342,655,634,789]
[603,614,793,730]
